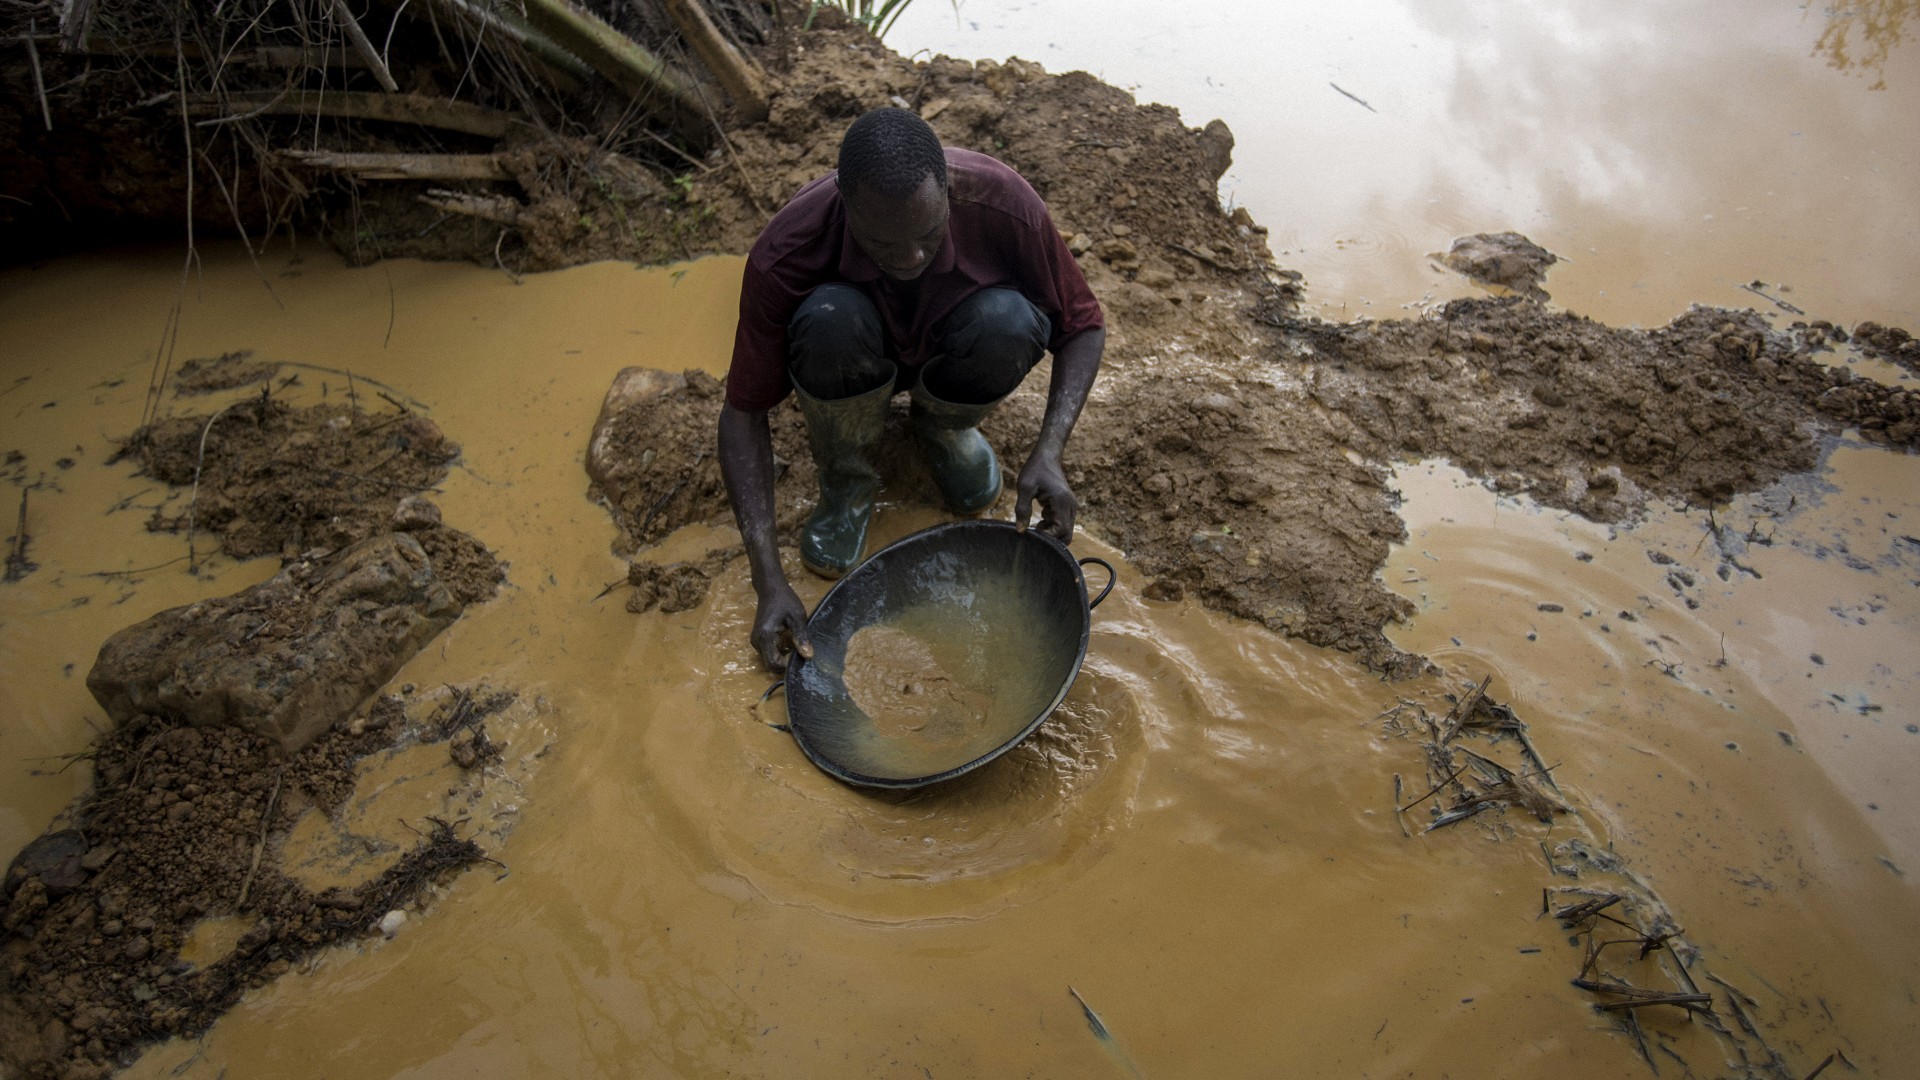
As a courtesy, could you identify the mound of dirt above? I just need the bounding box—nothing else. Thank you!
[0,691,514,1080]
[1261,298,1920,519]
[125,388,506,608]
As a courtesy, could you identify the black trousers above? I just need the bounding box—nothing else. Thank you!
[787,284,1050,405]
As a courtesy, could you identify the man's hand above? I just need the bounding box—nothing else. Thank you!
[751,581,814,671]
[1014,446,1076,542]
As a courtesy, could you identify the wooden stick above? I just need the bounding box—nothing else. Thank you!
[238,768,285,908]
[517,0,704,120]
[4,486,32,582]
[658,0,769,122]
[279,149,512,181]
[418,0,595,84]
[419,188,523,225]
[59,0,97,52]
[1396,762,1467,813]
[27,19,53,131]
[332,0,400,91]
[187,90,518,137]
[1166,242,1250,274]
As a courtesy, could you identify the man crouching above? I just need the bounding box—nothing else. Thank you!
[717,106,1106,671]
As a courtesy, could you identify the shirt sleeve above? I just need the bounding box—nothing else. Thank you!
[724,257,797,413]
[1001,189,1103,352]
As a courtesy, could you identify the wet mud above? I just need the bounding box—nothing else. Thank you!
[0,692,511,1079]
[841,624,990,745]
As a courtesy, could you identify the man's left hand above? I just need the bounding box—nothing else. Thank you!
[1014,447,1076,542]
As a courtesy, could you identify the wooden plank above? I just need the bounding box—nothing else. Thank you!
[516,0,704,118]
[658,0,768,122]
[188,91,519,139]
[278,150,512,182]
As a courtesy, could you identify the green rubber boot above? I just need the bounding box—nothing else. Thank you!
[908,374,1006,516]
[794,377,893,578]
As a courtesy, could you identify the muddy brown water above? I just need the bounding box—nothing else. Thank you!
[4,6,1920,1075]
[3,244,1915,1078]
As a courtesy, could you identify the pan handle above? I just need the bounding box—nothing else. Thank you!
[1078,557,1116,610]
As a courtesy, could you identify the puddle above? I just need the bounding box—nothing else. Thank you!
[177,915,259,970]
[893,0,1920,329]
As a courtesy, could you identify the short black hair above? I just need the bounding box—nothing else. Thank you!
[837,107,948,203]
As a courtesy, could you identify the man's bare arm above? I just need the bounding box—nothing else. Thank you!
[718,402,813,670]
[1015,326,1105,540]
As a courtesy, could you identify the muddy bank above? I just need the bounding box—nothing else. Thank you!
[0,688,515,1080]
[591,289,1916,675]
[1,365,519,1076]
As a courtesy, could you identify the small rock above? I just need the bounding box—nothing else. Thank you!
[379,909,407,938]
[1092,238,1139,266]
[449,735,480,770]
[124,936,151,961]
[1144,579,1185,602]
[391,496,442,531]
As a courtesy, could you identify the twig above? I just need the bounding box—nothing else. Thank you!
[1593,994,1715,1014]
[1738,281,1805,316]
[1801,1053,1835,1080]
[238,767,285,908]
[1396,762,1467,813]
[184,401,248,574]
[690,78,767,217]
[1329,82,1377,112]
[331,0,400,91]
[275,362,429,410]
[494,229,522,285]
[639,128,718,174]
[4,486,34,583]
[1424,799,1498,831]
[27,19,52,131]
[82,556,191,579]
[1166,242,1250,273]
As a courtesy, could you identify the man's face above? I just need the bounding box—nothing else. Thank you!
[843,174,949,281]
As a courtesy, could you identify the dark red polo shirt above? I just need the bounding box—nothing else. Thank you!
[723,147,1104,413]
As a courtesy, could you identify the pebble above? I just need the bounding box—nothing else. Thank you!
[379,910,407,938]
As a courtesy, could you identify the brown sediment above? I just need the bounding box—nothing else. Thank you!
[842,623,991,744]
[0,692,505,1079]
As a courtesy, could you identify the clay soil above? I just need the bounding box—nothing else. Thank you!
[0,691,513,1080]
[5,5,1920,1078]
[3,364,510,1077]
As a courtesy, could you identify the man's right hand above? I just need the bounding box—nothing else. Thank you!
[751,582,814,671]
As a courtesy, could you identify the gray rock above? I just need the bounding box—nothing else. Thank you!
[1439,232,1560,300]
[86,533,461,752]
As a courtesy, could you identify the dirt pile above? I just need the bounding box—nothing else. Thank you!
[0,690,514,1080]
[128,390,464,562]
[1262,299,1920,519]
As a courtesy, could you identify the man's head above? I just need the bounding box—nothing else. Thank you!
[837,107,950,281]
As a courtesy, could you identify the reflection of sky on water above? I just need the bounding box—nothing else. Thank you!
[889,0,1919,327]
